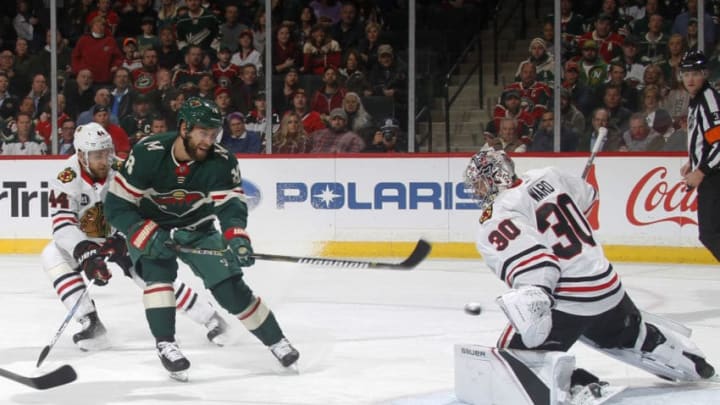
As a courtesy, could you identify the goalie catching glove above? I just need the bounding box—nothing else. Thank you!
[496,285,555,348]
[224,227,255,267]
[73,240,112,286]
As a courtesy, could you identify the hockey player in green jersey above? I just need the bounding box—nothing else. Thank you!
[104,97,299,381]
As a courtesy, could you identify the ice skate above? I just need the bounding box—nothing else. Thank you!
[685,353,715,379]
[156,341,190,382]
[205,312,229,347]
[73,311,109,351]
[269,338,300,370]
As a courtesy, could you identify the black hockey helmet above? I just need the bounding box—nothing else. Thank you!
[680,50,708,72]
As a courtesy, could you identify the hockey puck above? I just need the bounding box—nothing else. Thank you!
[464,303,482,316]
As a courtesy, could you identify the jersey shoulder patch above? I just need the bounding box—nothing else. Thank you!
[57,167,77,183]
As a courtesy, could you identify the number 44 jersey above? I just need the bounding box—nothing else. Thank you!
[475,167,625,317]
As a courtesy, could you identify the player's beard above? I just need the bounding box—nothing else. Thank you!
[183,133,213,161]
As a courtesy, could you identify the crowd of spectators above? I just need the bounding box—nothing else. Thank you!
[0,0,420,155]
[481,0,720,153]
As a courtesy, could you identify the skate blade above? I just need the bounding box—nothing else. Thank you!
[169,370,189,382]
[76,335,111,352]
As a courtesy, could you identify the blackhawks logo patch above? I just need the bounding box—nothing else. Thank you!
[57,167,76,183]
[479,206,493,224]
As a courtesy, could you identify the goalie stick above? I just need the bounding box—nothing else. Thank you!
[0,365,77,390]
[463,129,609,316]
[163,239,432,270]
[36,280,96,368]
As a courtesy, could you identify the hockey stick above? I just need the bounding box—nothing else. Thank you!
[163,239,432,270]
[0,364,77,390]
[36,280,96,368]
[581,126,607,180]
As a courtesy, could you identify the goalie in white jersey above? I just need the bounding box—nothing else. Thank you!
[463,150,715,403]
[41,123,229,350]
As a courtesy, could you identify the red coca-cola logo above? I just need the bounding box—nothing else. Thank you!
[626,167,697,226]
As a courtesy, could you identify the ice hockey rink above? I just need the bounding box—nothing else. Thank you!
[0,254,719,405]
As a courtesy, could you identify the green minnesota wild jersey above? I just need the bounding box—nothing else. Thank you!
[175,9,219,51]
[105,132,248,236]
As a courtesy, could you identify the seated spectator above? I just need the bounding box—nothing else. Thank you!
[658,33,687,87]
[221,112,263,154]
[363,117,405,153]
[273,22,302,75]
[602,84,632,132]
[297,6,318,48]
[610,35,645,87]
[252,9,268,53]
[530,111,579,152]
[559,87,586,138]
[132,48,161,95]
[332,1,364,53]
[231,30,263,73]
[621,112,661,151]
[195,73,216,100]
[343,92,374,139]
[35,95,71,146]
[272,111,312,154]
[58,119,76,155]
[599,62,639,111]
[672,0,715,51]
[230,64,261,115]
[110,67,136,121]
[310,108,364,153]
[71,16,123,86]
[78,88,118,125]
[171,45,208,90]
[578,13,624,63]
[302,24,341,75]
[160,88,185,129]
[640,84,665,120]
[157,0,180,27]
[515,38,555,85]
[120,95,154,144]
[368,44,407,101]
[685,17,700,51]
[137,16,160,53]
[290,88,325,134]
[488,88,535,137]
[85,0,119,35]
[580,107,625,152]
[212,48,242,89]
[17,96,36,120]
[339,49,371,96]
[1,113,46,155]
[0,72,19,120]
[273,68,300,113]
[357,21,384,71]
[576,40,608,90]
[214,87,233,118]
[310,0,342,25]
[175,0,219,52]
[150,115,168,135]
[92,104,130,158]
[0,51,19,95]
[480,117,527,153]
[311,66,347,120]
[662,78,690,124]
[27,73,50,119]
[506,61,553,123]
[157,26,183,70]
[631,0,671,36]
[220,5,248,53]
[639,63,670,97]
[13,39,33,86]
[246,91,279,134]
[638,13,669,64]
[13,0,39,47]
[646,108,683,151]
[560,0,584,37]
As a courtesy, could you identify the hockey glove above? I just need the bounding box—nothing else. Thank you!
[100,233,134,277]
[496,285,555,348]
[225,227,255,267]
[127,220,175,260]
[73,240,112,286]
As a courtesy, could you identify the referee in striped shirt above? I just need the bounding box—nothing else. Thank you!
[680,50,720,261]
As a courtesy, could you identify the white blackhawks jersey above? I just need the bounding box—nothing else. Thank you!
[49,155,114,256]
[475,167,625,317]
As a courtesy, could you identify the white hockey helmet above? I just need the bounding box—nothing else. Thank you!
[73,123,115,171]
[464,150,516,210]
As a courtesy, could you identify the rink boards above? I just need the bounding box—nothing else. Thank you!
[0,152,714,263]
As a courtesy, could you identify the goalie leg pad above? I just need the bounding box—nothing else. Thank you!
[581,320,714,382]
[496,286,554,348]
[454,344,575,405]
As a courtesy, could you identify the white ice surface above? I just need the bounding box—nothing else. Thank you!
[0,255,718,404]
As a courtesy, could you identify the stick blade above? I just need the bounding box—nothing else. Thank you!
[394,239,432,269]
[36,346,50,368]
[0,364,77,390]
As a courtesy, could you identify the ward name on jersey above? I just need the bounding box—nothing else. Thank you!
[475,167,625,317]
[105,132,248,235]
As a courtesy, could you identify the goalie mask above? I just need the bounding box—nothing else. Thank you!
[73,123,115,179]
[464,150,517,210]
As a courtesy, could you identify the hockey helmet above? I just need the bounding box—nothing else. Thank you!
[73,122,115,173]
[680,50,707,72]
[177,97,223,132]
[464,150,517,210]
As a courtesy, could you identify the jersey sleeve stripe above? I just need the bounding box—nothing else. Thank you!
[505,252,560,285]
[51,210,76,217]
[554,284,623,302]
[558,264,614,282]
[52,216,77,225]
[209,188,248,206]
[500,244,545,280]
[507,261,562,286]
[52,222,77,233]
[111,174,145,200]
[555,273,619,293]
